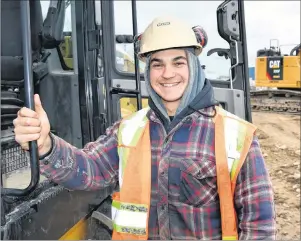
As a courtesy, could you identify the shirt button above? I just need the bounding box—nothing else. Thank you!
[196,171,202,179]
[43,160,49,165]
[185,117,192,123]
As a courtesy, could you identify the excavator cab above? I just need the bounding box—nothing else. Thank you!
[256,39,281,57]
[1,0,252,239]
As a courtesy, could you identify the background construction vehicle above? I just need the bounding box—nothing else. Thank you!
[250,39,301,114]
[1,0,253,239]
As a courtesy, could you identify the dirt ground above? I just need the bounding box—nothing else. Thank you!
[252,111,300,240]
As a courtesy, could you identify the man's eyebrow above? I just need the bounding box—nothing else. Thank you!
[173,56,187,61]
[150,58,162,64]
[150,56,187,63]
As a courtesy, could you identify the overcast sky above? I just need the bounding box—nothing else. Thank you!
[41,1,300,79]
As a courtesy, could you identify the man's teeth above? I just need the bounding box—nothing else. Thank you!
[161,83,179,87]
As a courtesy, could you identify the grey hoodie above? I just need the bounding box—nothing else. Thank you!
[144,50,218,132]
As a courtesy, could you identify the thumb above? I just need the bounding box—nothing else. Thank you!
[34,94,45,114]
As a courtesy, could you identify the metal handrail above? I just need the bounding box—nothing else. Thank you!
[1,1,40,197]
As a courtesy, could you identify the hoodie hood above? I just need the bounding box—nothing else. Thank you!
[145,50,218,132]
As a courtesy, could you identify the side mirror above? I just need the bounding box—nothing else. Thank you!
[42,0,66,49]
[217,0,240,43]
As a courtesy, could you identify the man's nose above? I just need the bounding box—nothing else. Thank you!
[162,66,176,79]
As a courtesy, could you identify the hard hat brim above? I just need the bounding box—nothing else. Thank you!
[137,45,203,62]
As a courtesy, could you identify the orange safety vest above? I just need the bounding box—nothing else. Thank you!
[111,106,257,240]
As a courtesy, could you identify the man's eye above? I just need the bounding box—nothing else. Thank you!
[174,62,185,66]
[152,64,162,68]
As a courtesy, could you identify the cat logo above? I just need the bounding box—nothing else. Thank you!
[269,60,281,69]
[157,22,170,27]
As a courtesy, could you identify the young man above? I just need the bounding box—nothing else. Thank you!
[13,16,276,240]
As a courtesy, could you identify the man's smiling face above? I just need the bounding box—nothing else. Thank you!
[149,49,189,105]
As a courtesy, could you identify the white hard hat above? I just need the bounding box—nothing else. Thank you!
[134,16,208,61]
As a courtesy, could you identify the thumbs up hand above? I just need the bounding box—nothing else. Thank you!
[13,94,52,156]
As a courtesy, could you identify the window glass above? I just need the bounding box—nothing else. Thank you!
[40,0,73,69]
[40,0,50,20]
[113,1,230,80]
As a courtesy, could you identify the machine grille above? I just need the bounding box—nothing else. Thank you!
[1,142,29,174]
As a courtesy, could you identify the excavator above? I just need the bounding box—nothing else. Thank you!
[250,39,301,114]
[1,0,252,239]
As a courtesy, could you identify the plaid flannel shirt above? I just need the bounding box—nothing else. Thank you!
[40,107,276,240]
